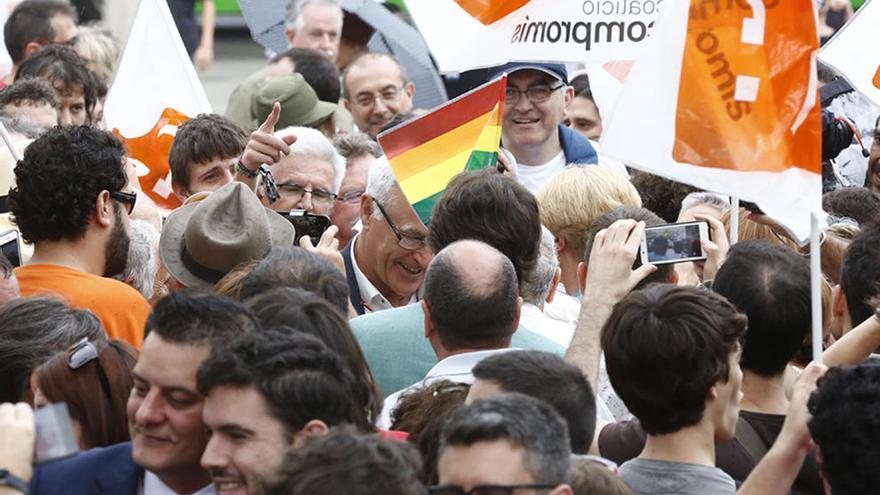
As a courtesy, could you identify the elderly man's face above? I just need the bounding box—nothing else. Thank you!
[501,70,571,163]
[286,3,342,61]
[260,154,338,216]
[343,57,414,138]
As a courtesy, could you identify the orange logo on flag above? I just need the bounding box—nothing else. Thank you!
[112,108,188,211]
[454,0,529,25]
[873,65,880,89]
[672,2,820,174]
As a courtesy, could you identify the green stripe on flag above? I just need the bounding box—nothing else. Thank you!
[410,150,499,225]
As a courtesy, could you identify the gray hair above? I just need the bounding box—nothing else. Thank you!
[441,392,572,485]
[521,226,558,306]
[113,219,159,300]
[0,112,43,139]
[333,132,382,162]
[285,0,343,32]
[364,156,400,219]
[679,192,731,218]
[0,296,107,402]
[276,126,346,193]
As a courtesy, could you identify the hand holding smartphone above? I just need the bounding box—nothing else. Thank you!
[640,221,710,266]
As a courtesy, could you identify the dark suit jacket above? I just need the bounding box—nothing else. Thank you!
[342,241,366,315]
[30,442,141,495]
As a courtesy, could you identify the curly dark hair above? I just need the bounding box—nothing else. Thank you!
[8,126,127,243]
[808,364,880,495]
[0,77,59,109]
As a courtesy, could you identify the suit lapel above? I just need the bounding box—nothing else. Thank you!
[342,241,366,315]
[94,444,141,495]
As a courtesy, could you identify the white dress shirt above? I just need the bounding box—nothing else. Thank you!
[139,472,216,495]
[377,348,515,429]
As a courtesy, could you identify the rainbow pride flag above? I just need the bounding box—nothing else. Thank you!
[377,75,506,222]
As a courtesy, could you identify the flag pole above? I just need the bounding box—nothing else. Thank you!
[0,122,21,162]
[810,211,823,364]
[729,196,740,244]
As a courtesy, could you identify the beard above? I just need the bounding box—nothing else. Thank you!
[103,203,131,278]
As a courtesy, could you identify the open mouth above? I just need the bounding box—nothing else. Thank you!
[512,117,540,125]
[215,480,246,494]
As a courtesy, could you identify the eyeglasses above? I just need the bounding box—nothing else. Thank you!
[428,483,558,495]
[337,189,365,204]
[67,338,114,404]
[277,183,338,209]
[352,86,405,109]
[372,198,427,251]
[504,83,565,105]
[109,190,137,215]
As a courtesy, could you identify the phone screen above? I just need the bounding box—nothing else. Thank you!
[643,223,707,265]
[0,229,20,267]
[34,403,79,463]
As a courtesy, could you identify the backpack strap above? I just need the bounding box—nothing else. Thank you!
[735,415,770,463]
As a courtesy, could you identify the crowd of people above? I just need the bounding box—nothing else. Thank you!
[0,1,879,495]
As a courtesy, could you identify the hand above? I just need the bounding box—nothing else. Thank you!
[194,44,213,71]
[694,213,729,281]
[0,402,35,483]
[299,225,345,275]
[583,220,657,305]
[240,102,298,174]
[777,361,828,454]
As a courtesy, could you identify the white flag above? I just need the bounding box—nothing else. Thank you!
[105,0,212,210]
[601,0,822,242]
[820,0,880,107]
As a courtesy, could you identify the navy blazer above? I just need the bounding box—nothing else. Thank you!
[342,241,366,315]
[30,442,141,495]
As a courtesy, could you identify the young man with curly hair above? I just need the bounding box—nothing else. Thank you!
[8,126,150,347]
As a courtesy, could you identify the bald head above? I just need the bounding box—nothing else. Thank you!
[342,52,414,138]
[423,240,520,352]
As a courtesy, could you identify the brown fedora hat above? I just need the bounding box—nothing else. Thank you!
[160,182,295,288]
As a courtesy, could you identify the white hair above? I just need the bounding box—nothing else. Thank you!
[113,220,160,300]
[521,226,559,306]
[680,192,731,217]
[285,0,343,31]
[364,156,401,219]
[275,126,346,193]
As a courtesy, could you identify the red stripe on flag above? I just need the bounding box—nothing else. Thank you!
[379,76,506,160]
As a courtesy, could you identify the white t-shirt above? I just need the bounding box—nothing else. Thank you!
[515,151,566,195]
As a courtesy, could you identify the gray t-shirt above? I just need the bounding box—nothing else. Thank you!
[620,457,736,495]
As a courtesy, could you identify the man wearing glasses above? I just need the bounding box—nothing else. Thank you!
[7,126,149,348]
[330,132,382,248]
[433,393,574,495]
[343,157,430,315]
[342,52,415,138]
[491,62,598,195]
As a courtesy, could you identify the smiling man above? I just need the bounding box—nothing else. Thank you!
[342,157,430,315]
[342,52,415,138]
[491,62,598,195]
[170,114,248,200]
[28,290,261,495]
[197,330,365,495]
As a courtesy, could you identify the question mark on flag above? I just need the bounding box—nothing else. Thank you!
[733,0,766,103]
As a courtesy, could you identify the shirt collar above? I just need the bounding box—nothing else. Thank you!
[350,233,416,312]
[141,472,216,495]
[425,349,516,381]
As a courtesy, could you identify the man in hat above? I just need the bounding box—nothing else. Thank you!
[250,73,337,137]
[159,181,295,289]
[490,62,598,194]
[8,126,150,348]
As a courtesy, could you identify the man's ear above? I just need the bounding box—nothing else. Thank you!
[562,84,574,108]
[171,182,189,202]
[404,81,416,100]
[832,285,846,318]
[22,41,45,60]
[555,236,567,256]
[545,267,561,304]
[284,27,296,46]
[577,261,588,295]
[550,484,574,495]
[670,267,679,284]
[95,190,113,228]
[511,296,522,333]
[358,194,374,230]
[422,299,432,340]
[291,419,328,447]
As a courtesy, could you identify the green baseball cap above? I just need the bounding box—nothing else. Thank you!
[252,73,337,132]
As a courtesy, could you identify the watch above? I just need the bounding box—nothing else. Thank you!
[0,469,28,494]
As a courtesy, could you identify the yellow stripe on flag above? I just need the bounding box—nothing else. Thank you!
[396,123,501,203]
[389,102,501,183]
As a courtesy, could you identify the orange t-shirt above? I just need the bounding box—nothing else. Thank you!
[16,264,150,348]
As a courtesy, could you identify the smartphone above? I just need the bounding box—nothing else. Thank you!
[640,221,710,266]
[0,229,20,267]
[281,210,332,246]
[34,403,79,463]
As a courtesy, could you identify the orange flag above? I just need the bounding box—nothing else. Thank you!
[601,0,821,242]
